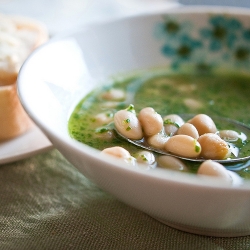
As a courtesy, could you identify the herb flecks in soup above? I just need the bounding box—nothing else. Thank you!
[68,70,250,180]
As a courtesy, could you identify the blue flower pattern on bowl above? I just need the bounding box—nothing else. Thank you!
[156,14,250,71]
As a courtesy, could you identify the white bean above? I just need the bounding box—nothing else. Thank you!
[102,101,120,108]
[164,124,178,136]
[135,150,155,165]
[183,98,203,110]
[114,109,143,140]
[101,88,125,101]
[188,114,217,135]
[157,155,188,171]
[217,130,240,142]
[94,129,114,140]
[94,112,113,126]
[102,146,131,158]
[147,134,169,150]
[176,123,199,139]
[138,107,163,137]
[101,146,136,165]
[163,114,184,136]
[197,160,232,182]
[198,133,231,160]
[165,134,201,158]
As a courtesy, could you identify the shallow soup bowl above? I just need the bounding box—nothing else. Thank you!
[18,6,250,237]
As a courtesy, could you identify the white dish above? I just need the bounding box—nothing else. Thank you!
[0,125,52,164]
[18,6,250,237]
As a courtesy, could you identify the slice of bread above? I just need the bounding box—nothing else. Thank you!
[0,13,48,141]
[0,14,48,86]
[0,83,33,141]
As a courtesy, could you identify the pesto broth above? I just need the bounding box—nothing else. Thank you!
[68,71,250,179]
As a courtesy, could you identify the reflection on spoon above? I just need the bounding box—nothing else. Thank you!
[115,115,250,164]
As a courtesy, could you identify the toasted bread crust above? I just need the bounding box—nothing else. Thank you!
[0,14,48,141]
[0,83,33,141]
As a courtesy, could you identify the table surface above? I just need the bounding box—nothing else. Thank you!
[1,1,250,249]
[2,149,250,250]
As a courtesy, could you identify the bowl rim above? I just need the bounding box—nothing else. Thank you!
[32,4,250,43]
[18,4,250,191]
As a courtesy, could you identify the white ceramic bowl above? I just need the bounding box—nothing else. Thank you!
[18,6,250,237]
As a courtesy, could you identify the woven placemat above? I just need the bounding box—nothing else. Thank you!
[0,149,250,250]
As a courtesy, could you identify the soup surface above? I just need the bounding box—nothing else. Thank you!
[68,69,250,179]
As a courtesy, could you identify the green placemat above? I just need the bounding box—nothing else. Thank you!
[0,149,250,250]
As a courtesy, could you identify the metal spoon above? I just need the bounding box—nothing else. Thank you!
[115,115,250,163]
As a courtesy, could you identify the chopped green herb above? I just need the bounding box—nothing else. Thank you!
[140,154,148,161]
[126,104,136,113]
[96,127,109,134]
[194,141,201,153]
[126,126,132,131]
[164,119,180,128]
[106,112,113,118]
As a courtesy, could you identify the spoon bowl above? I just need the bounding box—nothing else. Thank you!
[115,114,250,163]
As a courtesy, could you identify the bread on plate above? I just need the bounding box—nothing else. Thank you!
[0,13,48,141]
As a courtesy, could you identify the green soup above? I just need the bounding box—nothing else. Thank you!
[68,69,250,179]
